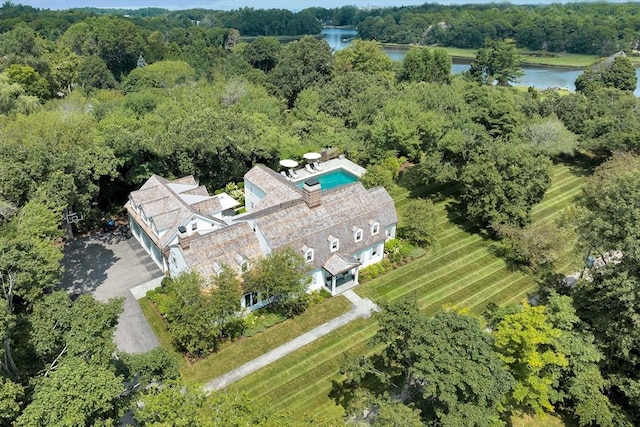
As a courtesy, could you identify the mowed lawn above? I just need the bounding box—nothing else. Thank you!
[227,163,586,422]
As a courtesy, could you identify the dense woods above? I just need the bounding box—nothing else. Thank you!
[1,2,640,425]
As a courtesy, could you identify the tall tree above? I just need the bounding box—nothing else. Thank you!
[460,142,552,229]
[469,39,523,86]
[492,302,567,415]
[410,309,514,426]
[577,152,640,262]
[269,35,332,107]
[332,39,393,79]
[17,357,123,427]
[575,55,637,94]
[399,47,451,84]
[243,247,310,308]
[242,37,281,73]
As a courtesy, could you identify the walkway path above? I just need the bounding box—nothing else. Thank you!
[203,290,380,392]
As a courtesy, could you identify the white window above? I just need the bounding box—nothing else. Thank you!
[212,261,223,275]
[244,292,258,308]
[235,254,248,271]
[354,227,363,242]
[372,245,379,257]
[370,221,380,236]
[330,238,339,253]
[191,221,197,231]
[305,248,314,263]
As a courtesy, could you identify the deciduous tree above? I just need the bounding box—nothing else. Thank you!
[492,302,567,415]
[460,142,552,229]
[243,247,310,307]
[269,35,332,107]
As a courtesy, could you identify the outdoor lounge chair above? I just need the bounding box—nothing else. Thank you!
[305,164,315,174]
[313,161,323,171]
[288,168,299,178]
[281,171,291,180]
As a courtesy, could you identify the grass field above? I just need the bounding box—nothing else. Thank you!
[140,292,353,384]
[225,163,586,423]
[385,44,640,68]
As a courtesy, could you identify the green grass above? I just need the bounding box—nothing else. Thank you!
[440,46,600,68]
[140,294,352,385]
[138,297,187,370]
[225,163,587,423]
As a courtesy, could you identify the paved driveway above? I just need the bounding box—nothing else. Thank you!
[60,231,163,353]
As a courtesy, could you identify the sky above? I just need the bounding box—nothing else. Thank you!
[12,0,627,12]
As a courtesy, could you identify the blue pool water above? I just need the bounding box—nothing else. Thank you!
[297,169,358,191]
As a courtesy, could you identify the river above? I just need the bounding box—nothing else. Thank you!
[322,27,640,95]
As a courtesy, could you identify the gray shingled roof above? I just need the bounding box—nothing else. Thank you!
[324,253,361,275]
[126,174,228,249]
[244,165,303,210]
[236,181,398,271]
[180,223,262,279]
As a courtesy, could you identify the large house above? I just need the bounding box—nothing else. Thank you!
[127,159,398,309]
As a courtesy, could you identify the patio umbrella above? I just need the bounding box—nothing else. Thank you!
[303,152,321,161]
[279,159,299,168]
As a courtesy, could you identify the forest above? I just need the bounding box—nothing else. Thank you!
[1,2,640,426]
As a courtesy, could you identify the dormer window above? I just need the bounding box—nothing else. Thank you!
[235,253,248,271]
[305,248,314,263]
[370,221,380,236]
[212,261,223,276]
[353,227,363,243]
[328,235,339,253]
[191,221,197,231]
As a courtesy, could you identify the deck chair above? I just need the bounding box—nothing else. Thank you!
[289,168,299,178]
[281,171,291,180]
[305,164,315,174]
[313,161,323,171]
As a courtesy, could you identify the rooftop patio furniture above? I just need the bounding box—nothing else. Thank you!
[313,161,323,171]
[305,164,315,174]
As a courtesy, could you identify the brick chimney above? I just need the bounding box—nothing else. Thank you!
[178,225,190,250]
[302,178,321,208]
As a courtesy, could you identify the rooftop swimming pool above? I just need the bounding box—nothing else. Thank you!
[297,169,359,191]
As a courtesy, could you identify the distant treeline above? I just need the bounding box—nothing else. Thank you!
[345,2,640,56]
[2,2,640,55]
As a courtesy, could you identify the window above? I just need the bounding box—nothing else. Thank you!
[305,248,314,263]
[330,238,339,253]
[372,246,379,257]
[191,221,198,231]
[370,221,380,236]
[235,254,248,271]
[212,261,223,275]
[353,227,363,242]
[244,292,258,308]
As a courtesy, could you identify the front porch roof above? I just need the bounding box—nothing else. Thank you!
[323,253,361,276]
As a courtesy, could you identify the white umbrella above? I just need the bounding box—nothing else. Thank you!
[303,152,321,161]
[279,159,298,168]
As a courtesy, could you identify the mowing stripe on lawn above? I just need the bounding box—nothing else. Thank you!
[365,235,487,295]
[417,264,516,313]
[413,258,509,307]
[532,191,584,221]
[429,269,531,312]
[455,272,532,308]
[375,245,492,300]
[224,164,586,421]
[236,320,377,399]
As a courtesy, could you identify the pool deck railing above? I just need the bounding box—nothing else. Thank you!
[290,157,366,183]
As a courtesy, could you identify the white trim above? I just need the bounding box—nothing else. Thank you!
[370,221,380,236]
[330,237,339,253]
[305,248,314,263]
